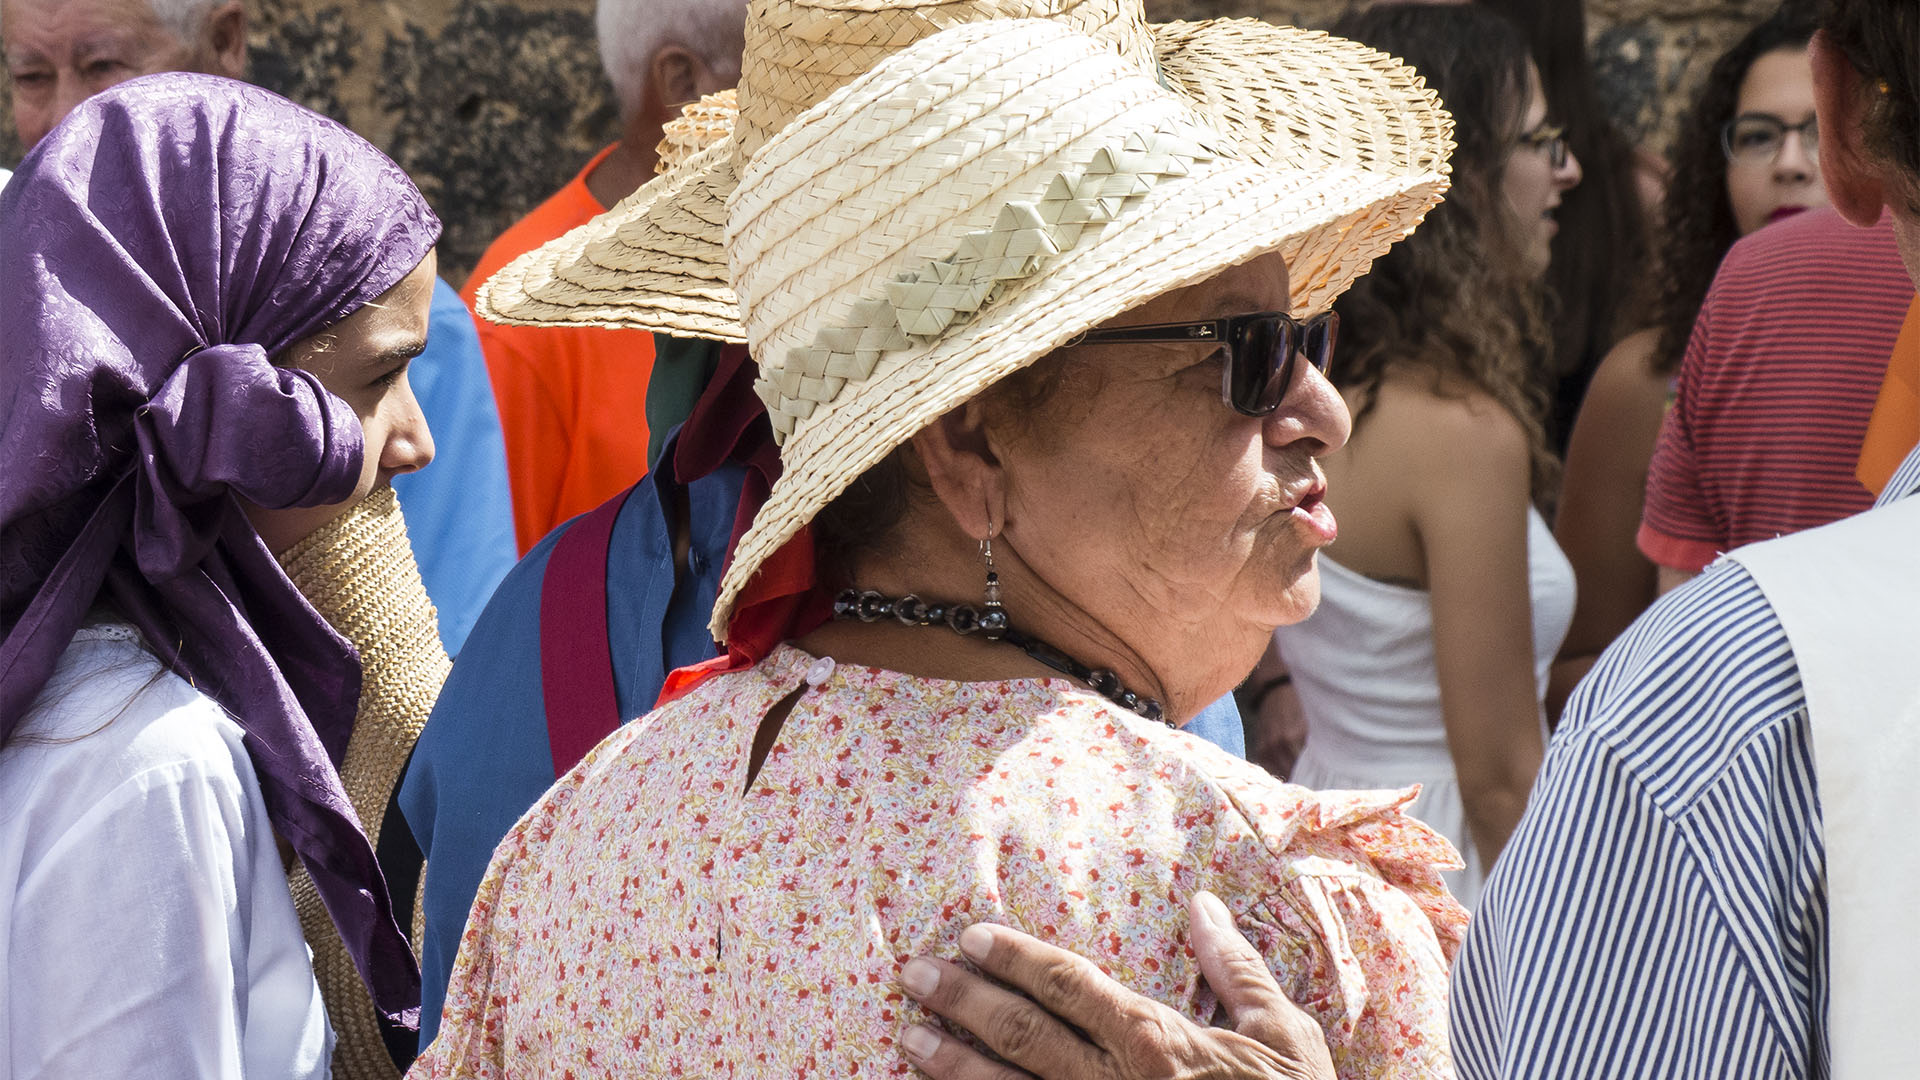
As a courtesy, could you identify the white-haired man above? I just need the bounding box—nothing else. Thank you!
[460,0,745,554]
[3,0,244,147]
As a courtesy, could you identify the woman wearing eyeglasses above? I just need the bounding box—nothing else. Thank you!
[418,17,1470,1078]
[1262,3,1580,911]
[1551,3,1823,710]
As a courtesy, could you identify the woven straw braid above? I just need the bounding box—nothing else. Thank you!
[709,20,1449,637]
[656,89,738,174]
[475,8,1452,347]
[1153,20,1451,179]
[757,131,1214,441]
[729,31,1192,359]
[735,0,1157,157]
[279,486,449,1080]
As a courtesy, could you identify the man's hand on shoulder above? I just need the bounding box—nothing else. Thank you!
[897,891,1335,1080]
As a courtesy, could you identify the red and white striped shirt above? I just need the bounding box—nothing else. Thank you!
[1638,208,1915,571]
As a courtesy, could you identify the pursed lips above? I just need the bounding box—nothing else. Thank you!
[1273,469,1338,543]
[1280,476,1326,513]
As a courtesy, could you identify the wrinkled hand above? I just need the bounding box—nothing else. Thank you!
[898,891,1336,1080]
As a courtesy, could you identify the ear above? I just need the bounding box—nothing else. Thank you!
[650,44,704,110]
[203,1,247,80]
[909,401,1005,543]
[1811,30,1888,227]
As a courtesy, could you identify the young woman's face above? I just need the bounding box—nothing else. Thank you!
[1501,61,1584,279]
[244,255,438,552]
[1724,46,1828,236]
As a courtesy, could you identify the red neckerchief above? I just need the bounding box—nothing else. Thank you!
[657,344,832,706]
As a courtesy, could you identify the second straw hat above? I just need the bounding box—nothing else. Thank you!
[706,17,1449,638]
[476,0,1452,342]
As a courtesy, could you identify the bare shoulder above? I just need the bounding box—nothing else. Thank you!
[1562,327,1669,498]
[1583,328,1668,415]
[1359,373,1530,474]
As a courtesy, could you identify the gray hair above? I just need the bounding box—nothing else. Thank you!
[596,0,745,113]
[146,0,226,44]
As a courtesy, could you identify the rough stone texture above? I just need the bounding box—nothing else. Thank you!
[0,0,1776,284]
[375,0,615,280]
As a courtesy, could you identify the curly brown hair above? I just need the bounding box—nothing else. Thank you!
[1477,0,1650,449]
[1649,3,1819,377]
[1327,3,1559,504]
[1823,0,1920,213]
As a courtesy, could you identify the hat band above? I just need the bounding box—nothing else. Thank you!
[755,128,1216,443]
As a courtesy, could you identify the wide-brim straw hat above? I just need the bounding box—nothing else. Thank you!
[654,88,737,175]
[704,18,1450,639]
[475,0,1453,341]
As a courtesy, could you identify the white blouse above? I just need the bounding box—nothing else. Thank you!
[1,625,332,1079]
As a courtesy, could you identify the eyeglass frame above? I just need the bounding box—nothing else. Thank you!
[1516,121,1570,169]
[1719,112,1819,167]
[1065,309,1339,417]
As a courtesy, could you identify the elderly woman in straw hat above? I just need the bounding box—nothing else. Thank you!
[409,4,1287,1042]
[419,17,1460,1079]
[0,75,449,1077]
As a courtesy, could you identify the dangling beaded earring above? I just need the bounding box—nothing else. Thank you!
[980,531,1008,640]
[832,521,1164,723]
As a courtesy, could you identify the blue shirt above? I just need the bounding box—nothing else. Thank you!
[389,280,517,655]
[401,445,1247,1046]
[401,451,742,1045]
[1451,442,1920,1078]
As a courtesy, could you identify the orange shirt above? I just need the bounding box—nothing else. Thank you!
[462,145,656,553]
[1857,296,1920,497]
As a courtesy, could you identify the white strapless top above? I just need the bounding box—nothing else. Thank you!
[1273,507,1575,908]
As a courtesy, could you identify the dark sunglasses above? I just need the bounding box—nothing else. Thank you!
[1068,309,1339,416]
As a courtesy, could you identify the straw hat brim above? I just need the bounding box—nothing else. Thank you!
[707,160,1447,639]
[475,19,1451,341]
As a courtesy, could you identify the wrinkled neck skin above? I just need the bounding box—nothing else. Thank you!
[795,502,1245,728]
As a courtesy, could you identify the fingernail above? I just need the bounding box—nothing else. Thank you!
[901,956,940,997]
[959,923,994,962]
[902,1024,942,1061]
[1195,890,1234,930]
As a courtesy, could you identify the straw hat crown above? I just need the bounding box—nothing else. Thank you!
[729,22,1212,397]
[475,0,1452,343]
[708,18,1450,637]
[733,0,1158,159]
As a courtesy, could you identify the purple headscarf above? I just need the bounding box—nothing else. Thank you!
[0,73,439,1023]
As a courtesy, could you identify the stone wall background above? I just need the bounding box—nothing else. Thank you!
[0,0,1776,286]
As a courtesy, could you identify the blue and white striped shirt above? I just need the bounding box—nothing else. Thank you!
[1451,443,1920,1079]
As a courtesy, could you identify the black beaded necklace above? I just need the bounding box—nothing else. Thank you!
[831,588,1169,725]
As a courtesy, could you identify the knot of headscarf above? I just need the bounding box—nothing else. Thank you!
[0,73,440,1023]
[132,347,364,581]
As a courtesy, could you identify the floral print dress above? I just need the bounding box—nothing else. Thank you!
[413,646,1467,1078]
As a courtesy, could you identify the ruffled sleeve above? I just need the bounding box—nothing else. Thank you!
[1195,755,1469,1078]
